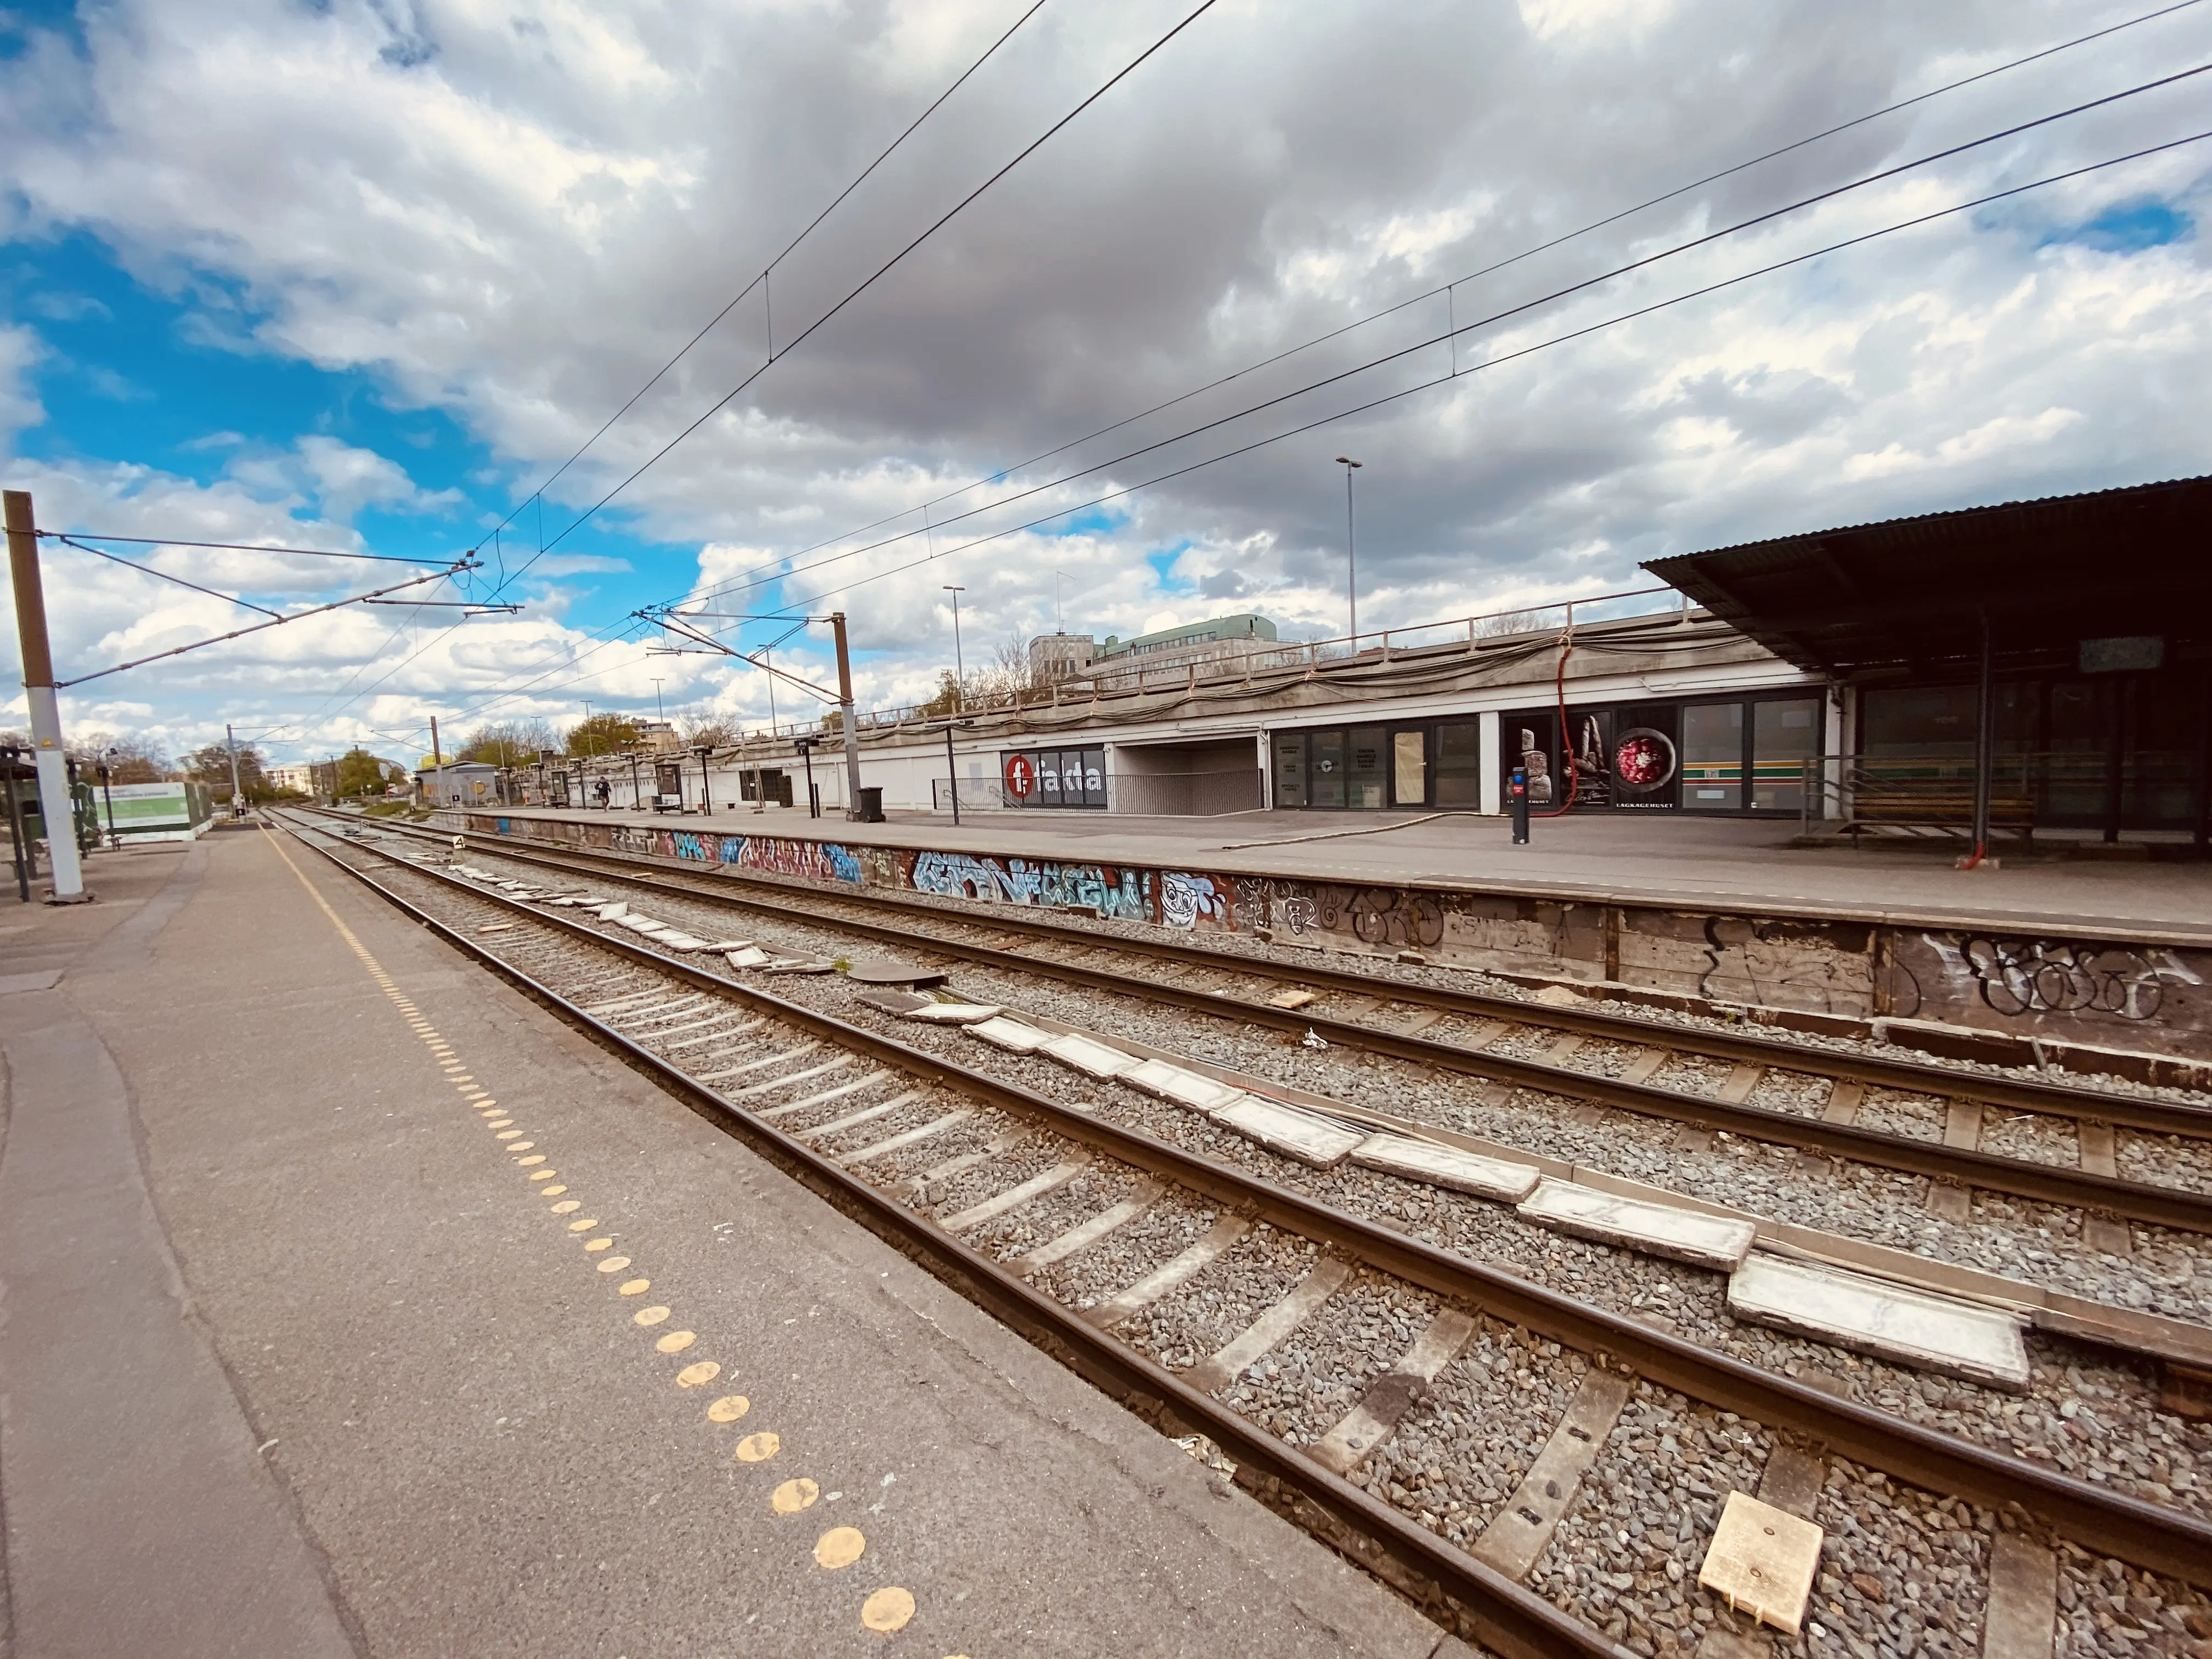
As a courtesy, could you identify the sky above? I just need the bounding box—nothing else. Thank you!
[0,0,2207,771]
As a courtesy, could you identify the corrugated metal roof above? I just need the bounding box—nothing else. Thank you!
[1642,476,2212,677]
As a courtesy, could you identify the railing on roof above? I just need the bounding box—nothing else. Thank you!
[724,583,1695,747]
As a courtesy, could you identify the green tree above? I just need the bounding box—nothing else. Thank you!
[334,747,390,798]
[566,713,640,757]
[917,670,960,718]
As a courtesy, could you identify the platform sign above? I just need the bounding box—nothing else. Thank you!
[101,781,214,838]
[2080,635,2164,674]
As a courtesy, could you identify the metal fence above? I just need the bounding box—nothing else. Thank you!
[1801,751,2207,839]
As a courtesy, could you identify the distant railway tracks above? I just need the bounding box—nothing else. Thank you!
[280,810,2212,1656]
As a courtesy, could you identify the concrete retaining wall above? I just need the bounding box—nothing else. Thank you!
[461,811,2212,1079]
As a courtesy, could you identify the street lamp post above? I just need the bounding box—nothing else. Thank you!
[98,752,116,846]
[943,586,966,712]
[695,744,715,816]
[1335,457,1362,647]
[939,719,975,827]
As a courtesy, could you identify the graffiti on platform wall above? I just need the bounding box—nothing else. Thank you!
[1341,886,1446,950]
[1691,915,1876,1018]
[1160,871,1231,929]
[907,850,1154,921]
[723,835,864,885]
[1229,877,1320,936]
[1912,933,2198,1024]
[911,849,1014,903]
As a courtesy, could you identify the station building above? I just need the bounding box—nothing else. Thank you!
[572,477,2210,845]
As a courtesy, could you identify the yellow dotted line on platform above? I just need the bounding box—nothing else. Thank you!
[263,826,943,1645]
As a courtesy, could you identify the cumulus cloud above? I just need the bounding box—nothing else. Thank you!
[0,0,2207,760]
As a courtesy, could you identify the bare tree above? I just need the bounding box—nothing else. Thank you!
[680,712,741,749]
[69,731,168,782]
[1473,608,1544,639]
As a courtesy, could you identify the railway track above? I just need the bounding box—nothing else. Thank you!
[308,812,2212,1317]
[304,810,2212,1220]
[280,811,2212,1656]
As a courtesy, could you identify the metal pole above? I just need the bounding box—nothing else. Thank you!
[699,748,714,816]
[225,723,244,819]
[945,721,960,826]
[1335,458,1361,647]
[944,585,966,712]
[4,490,86,898]
[1972,610,1993,858]
[99,760,115,845]
[832,611,865,819]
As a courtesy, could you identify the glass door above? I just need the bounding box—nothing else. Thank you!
[1272,732,1307,808]
[1434,721,1481,806]
[1680,702,1743,810]
[1310,730,1346,807]
[1391,729,1427,807]
[1347,725,1386,809]
[1751,698,1821,811]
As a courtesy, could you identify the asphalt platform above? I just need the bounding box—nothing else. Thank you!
[0,826,1450,1658]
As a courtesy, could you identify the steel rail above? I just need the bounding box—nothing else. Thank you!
[282,814,2212,1593]
[273,818,1621,1659]
[317,812,2212,1233]
[335,809,2212,1135]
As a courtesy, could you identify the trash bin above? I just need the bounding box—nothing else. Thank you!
[857,786,885,823]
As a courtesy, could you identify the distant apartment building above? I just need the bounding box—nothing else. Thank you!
[1027,632,1097,682]
[266,762,315,794]
[1086,613,1279,684]
[636,719,684,754]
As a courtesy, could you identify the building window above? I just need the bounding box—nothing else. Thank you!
[1681,702,1743,811]
[1435,721,1481,806]
[1752,698,1821,811]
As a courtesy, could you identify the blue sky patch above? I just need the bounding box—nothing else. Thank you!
[2041,199,2193,255]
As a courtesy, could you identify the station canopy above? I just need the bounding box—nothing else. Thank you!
[1642,475,2212,680]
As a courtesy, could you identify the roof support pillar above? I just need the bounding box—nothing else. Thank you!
[1972,609,1993,857]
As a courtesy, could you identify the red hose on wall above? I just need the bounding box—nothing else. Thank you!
[1534,628,1579,817]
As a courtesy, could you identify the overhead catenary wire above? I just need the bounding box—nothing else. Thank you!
[667,70,2212,618]
[480,0,1229,603]
[311,7,2193,736]
[322,21,2212,742]
[469,0,1057,557]
[681,0,2211,611]
[312,0,1224,742]
[34,531,440,564]
[55,537,285,619]
[749,127,2212,624]
[442,127,2210,736]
